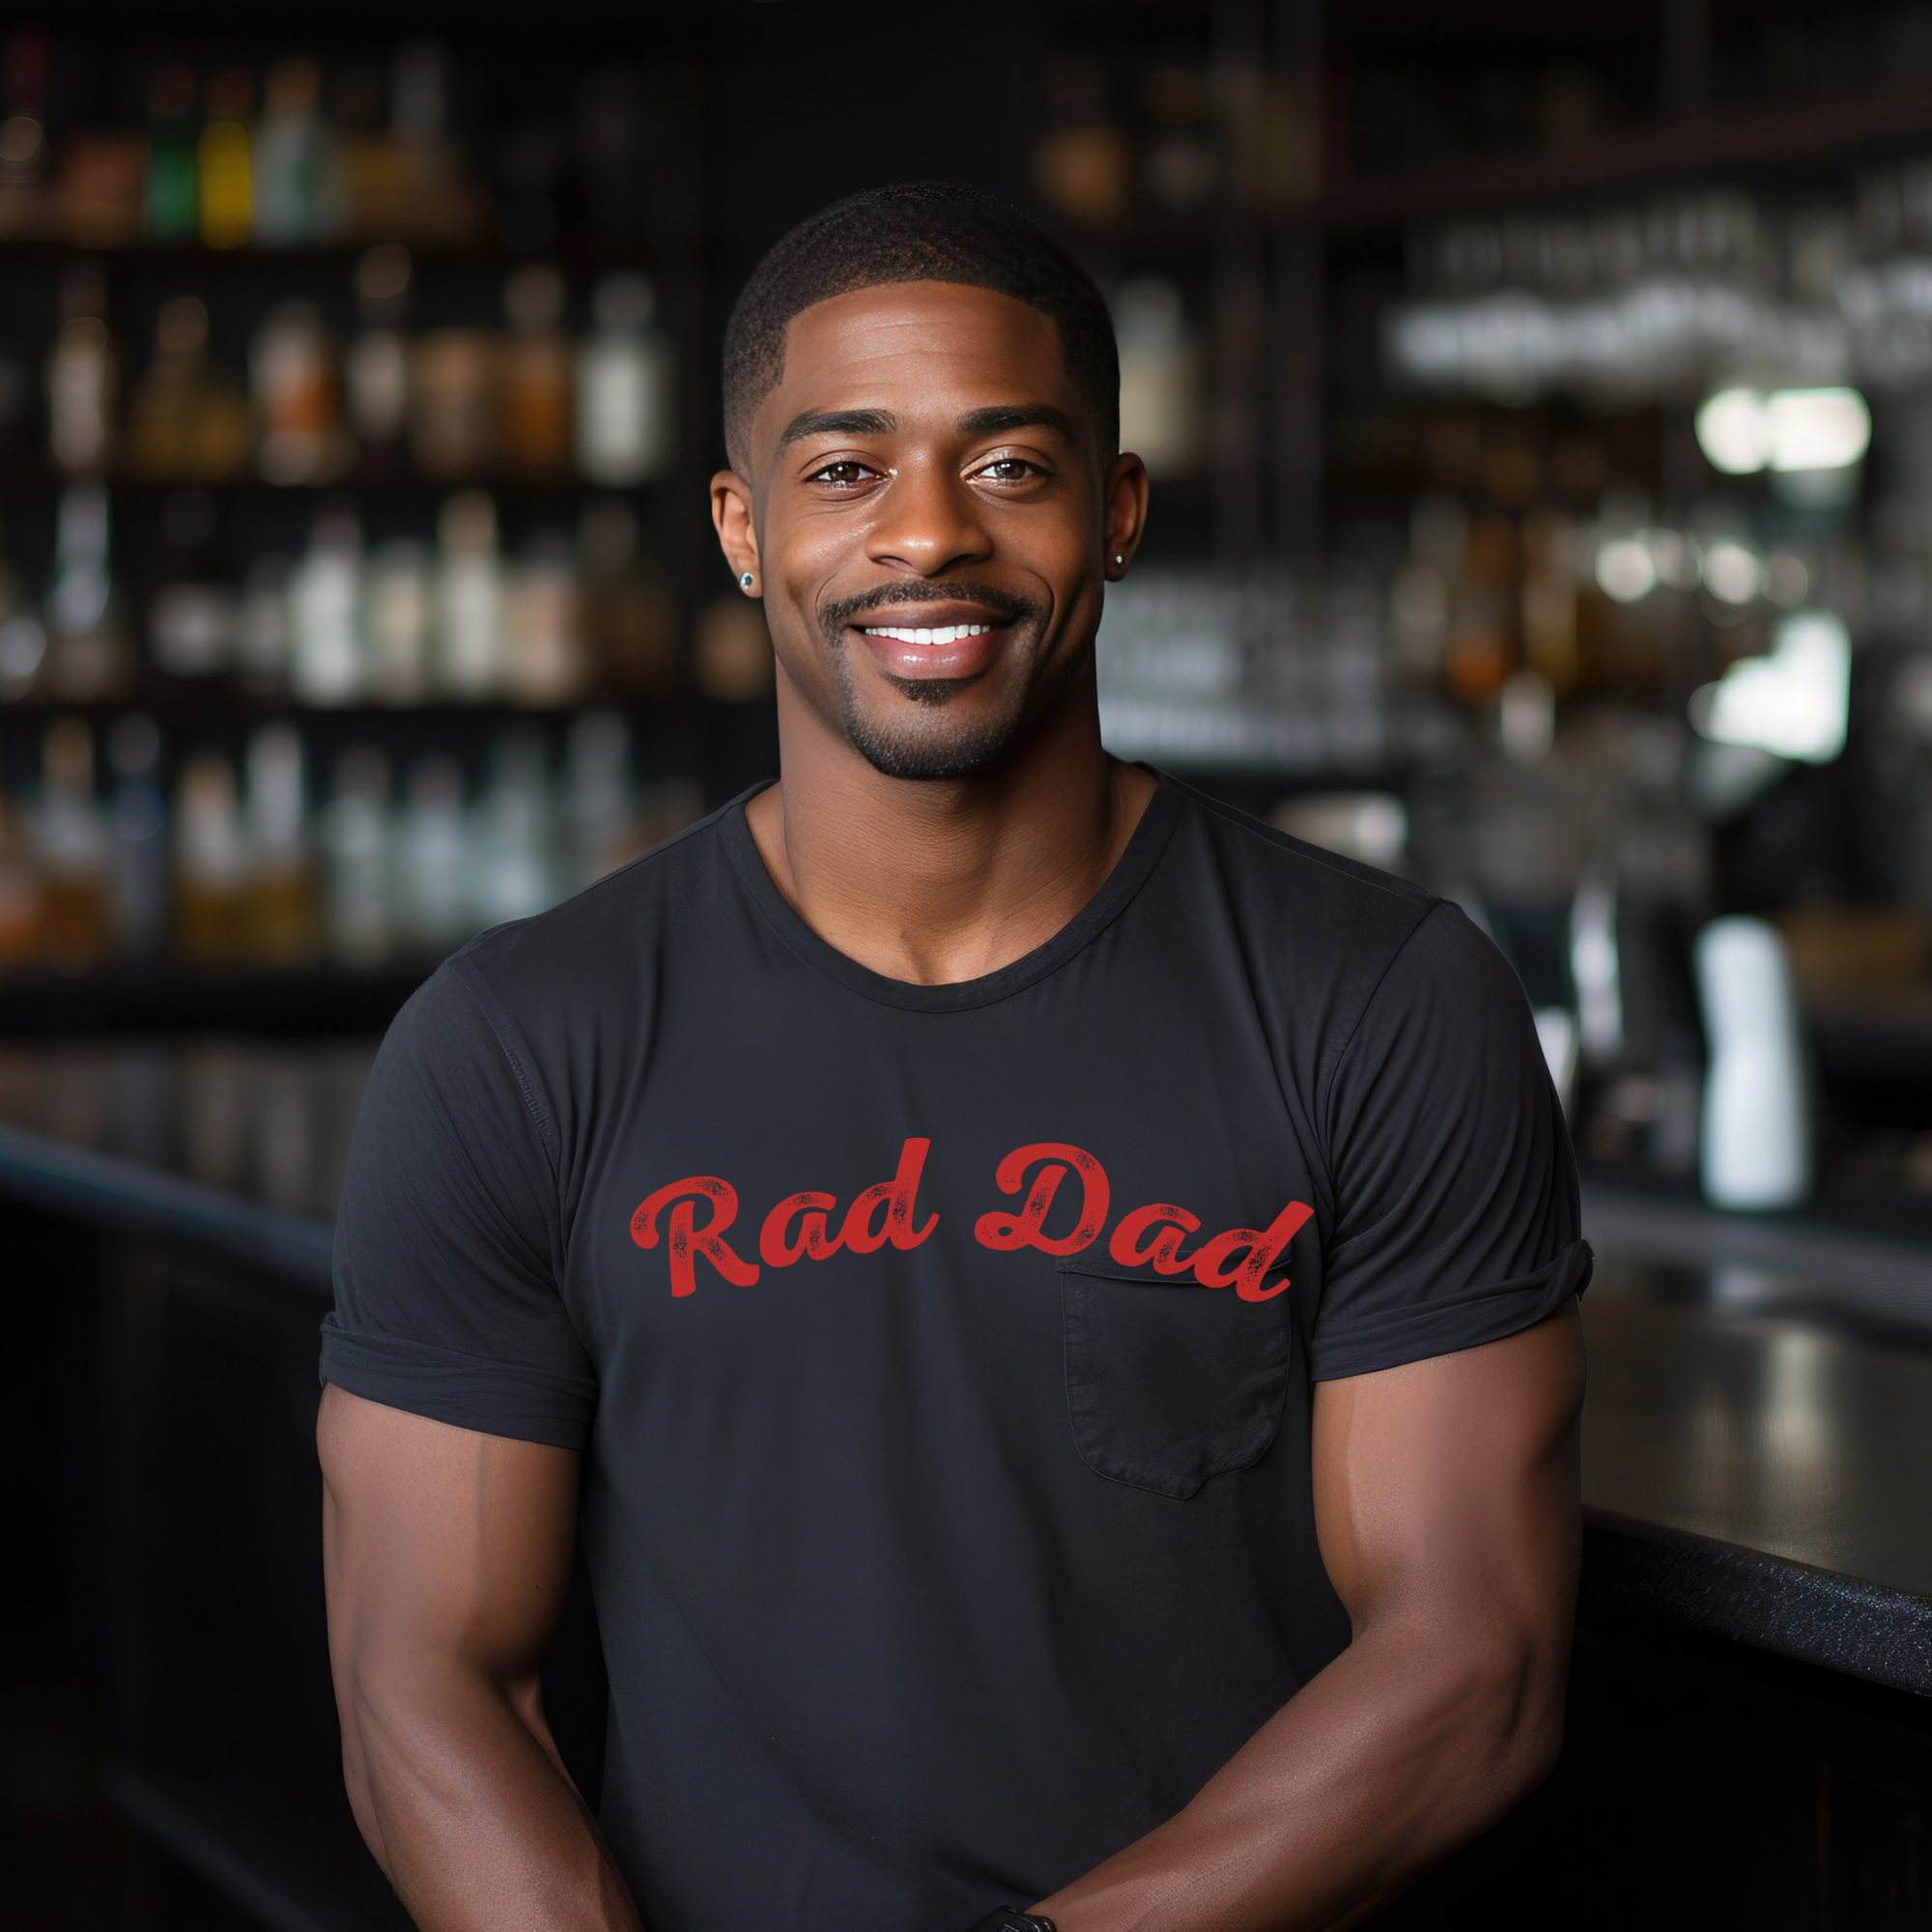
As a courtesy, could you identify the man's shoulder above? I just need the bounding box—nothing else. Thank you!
[1161,774,1439,936]
[1147,775,1492,1050]
[446,791,747,1004]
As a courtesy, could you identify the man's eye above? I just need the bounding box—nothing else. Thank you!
[809,461,876,488]
[976,458,1041,483]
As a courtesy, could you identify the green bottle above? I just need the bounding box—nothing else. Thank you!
[145,64,198,243]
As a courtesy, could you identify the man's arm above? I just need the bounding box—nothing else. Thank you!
[1032,1302,1583,1932]
[318,1384,642,1931]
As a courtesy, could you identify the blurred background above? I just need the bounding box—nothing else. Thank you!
[9,0,1932,1924]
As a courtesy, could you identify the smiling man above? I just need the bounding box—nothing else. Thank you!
[319,184,1589,1932]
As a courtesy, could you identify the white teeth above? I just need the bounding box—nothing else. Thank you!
[861,622,991,643]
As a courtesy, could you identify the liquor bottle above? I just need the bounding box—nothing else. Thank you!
[0,32,51,198]
[319,747,391,966]
[43,485,128,700]
[0,796,39,967]
[61,130,146,249]
[32,716,113,971]
[563,709,637,890]
[254,301,348,485]
[145,64,198,242]
[289,513,365,705]
[173,753,250,963]
[148,487,235,678]
[412,329,497,476]
[1447,514,1518,708]
[1696,917,1811,1210]
[0,515,46,699]
[1143,66,1215,213]
[469,731,557,928]
[236,556,293,694]
[435,492,503,697]
[388,40,471,241]
[575,275,672,485]
[364,539,432,704]
[501,265,572,472]
[130,297,230,479]
[253,56,331,245]
[346,243,412,458]
[1032,62,1130,227]
[246,724,318,965]
[333,41,479,245]
[505,536,586,707]
[106,713,167,958]
[198,69,254,249]
[1113,276,1200,480]
[579,502,678,697]
[694,595,774,701]
[393,757,472,952]
[47,271,114,473]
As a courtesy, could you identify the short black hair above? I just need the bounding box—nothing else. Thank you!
[722,182,1119,474]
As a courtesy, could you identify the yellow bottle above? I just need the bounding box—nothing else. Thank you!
[198,69,254,249]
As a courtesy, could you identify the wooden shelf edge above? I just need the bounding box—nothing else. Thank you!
[1326,80,1932,233]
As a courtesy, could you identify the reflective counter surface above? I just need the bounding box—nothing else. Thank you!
[0,1037,366,1283]
[2,1038,1930,1689]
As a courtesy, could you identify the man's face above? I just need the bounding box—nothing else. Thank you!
[718,282,1141,781]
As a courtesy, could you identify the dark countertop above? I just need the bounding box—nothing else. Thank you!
[1579,1235,1932,1694]
[1,1039,1929,1692]
[0,1038,364,1287]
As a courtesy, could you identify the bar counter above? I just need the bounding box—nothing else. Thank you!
[5,1037,1932,1926]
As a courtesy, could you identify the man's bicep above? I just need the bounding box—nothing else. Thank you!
[1309,1303,1583,1634]
[319,1384,581,1678]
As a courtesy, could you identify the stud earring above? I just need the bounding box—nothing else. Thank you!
[739,571,754,590]
[1113,554,1125,568]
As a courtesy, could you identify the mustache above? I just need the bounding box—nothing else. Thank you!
[819,580,1043,634]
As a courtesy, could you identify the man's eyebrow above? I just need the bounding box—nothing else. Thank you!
[779,408,898,448]
[958,404,1078,440]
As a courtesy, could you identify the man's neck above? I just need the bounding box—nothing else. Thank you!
[744,686,1157,987]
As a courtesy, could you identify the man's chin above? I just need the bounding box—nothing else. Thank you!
[882,671,979,709]
[841,696,1033,782]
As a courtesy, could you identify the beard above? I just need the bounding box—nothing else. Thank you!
[815,580,1062,781]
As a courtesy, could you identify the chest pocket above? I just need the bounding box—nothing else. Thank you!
[1059,1259,1294,1500]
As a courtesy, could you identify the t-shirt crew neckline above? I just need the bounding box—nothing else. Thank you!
[719,771,1185,1014]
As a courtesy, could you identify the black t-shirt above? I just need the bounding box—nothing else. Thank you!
[322,773,1588,1932]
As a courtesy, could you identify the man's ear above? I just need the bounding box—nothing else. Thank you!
[711,469,761,592]
[1102,451,1151,581]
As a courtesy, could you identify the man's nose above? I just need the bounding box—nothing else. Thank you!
[866,458,993,578]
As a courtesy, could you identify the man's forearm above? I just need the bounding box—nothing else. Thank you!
[1032,1609,1564,1932]
[343,1662,640,1932]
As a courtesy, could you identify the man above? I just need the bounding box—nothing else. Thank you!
[320,182,1587,1932]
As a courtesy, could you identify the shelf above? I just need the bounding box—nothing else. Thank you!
[0,957,432,1036]
[0,689,692,724]
[0,232,704,275]
[0,463,669,502]
[1324,76,1932,234]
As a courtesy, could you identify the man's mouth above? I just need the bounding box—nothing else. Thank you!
[846,608,1014,680]
[821,581,1041,687]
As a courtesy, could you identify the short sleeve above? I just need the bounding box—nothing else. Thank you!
[320,960,596,1448]
[1309,900,1591,1381]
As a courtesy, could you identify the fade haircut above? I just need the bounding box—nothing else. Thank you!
[722,182,1120,474]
